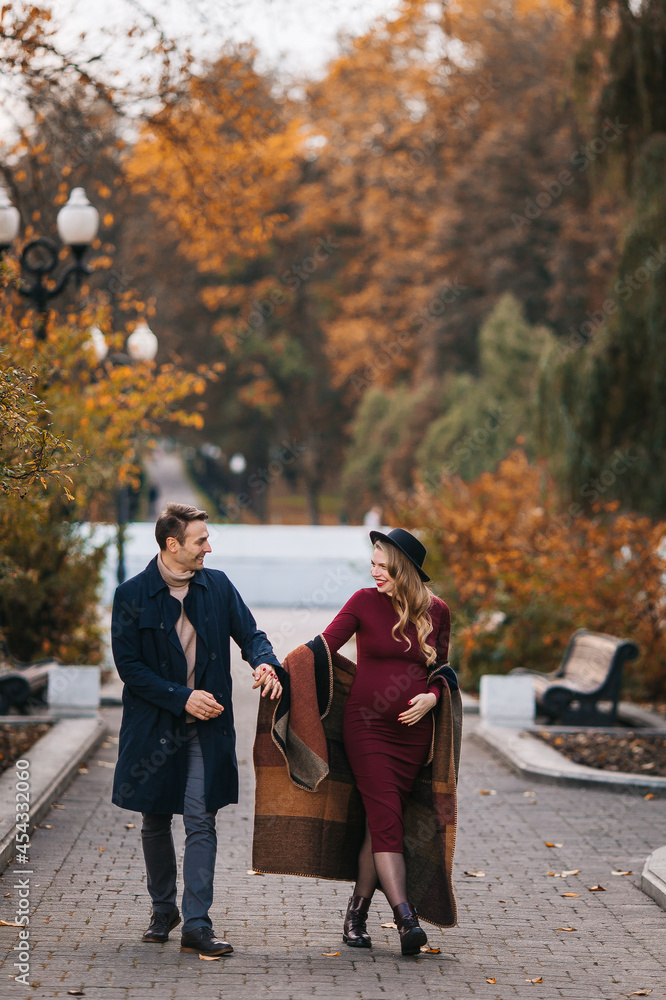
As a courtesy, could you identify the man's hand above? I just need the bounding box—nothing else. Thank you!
[252,663,283,700]
[185,690,224,720]
[398,691,437,726]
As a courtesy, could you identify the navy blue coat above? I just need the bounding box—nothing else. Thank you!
[110,555,281,814]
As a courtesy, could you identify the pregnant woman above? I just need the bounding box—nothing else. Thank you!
[321,527,452,956]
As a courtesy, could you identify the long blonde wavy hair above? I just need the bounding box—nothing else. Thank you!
[374,540,436,665]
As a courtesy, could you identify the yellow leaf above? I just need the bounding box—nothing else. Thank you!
[464,870,486,877]
[246,869,262,875]
[611,870,632,876]
[556,927,576,931]
[0,919,23,927]
[644,793,655,800]
[545,842,563,848]
[627,992,652,997]
[478,789,497,795]
[526,977,543,984]
[322,951,340,957]
[420,945,440,953]
[381,921,397,928]
[199,953,222,961]
[588,885,605,891]
[486,977,497,984]
[561,893,579,897]
[124,824,135,829]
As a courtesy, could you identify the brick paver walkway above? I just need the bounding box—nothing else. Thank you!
[1,608,665,999]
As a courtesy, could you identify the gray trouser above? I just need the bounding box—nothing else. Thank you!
[141,723,218,933]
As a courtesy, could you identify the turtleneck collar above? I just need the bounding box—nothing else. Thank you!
[157,551,195,589]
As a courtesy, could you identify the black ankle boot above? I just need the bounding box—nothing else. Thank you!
[392,901,427,956]
[342,894,372,948]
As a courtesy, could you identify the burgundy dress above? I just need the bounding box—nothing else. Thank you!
[322,587,451,853]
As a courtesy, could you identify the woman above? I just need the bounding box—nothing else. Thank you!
[321,527,452,956]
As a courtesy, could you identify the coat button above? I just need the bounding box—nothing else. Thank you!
[160,738,166,744]
[168,686,174,692]
[210,653,216,660]
[160,622,165,629]
[161,661,167,668]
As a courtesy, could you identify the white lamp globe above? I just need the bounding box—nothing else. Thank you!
[57,187,100,246]
[127,321,158,361]
[0,187,20,247]
[229,453,247,475]
[88,326,108,362]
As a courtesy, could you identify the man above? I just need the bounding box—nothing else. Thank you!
[110,503,282,957]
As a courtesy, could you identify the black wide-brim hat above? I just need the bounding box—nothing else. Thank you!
[369,527,430,582]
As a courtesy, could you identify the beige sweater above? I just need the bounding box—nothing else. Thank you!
[157,552,197,723]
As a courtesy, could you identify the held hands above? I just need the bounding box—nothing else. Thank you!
[252,663,283,700]
[398,692,437,726]
[185,690,223,721]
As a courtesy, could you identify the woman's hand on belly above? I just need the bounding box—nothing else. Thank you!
[398,691,437,726]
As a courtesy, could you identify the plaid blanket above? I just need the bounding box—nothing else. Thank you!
[252,634,463,928]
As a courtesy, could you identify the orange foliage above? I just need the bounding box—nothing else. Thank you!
[398,451,666,699]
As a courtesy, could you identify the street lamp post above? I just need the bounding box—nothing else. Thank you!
[109,322,159,584]
[0,186,100,338]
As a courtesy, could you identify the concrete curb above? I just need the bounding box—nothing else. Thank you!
[474,721,666,793]
[642,846,666,911]
[0,715,107,873]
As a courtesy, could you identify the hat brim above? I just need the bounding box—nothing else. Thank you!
[369,530,430,582]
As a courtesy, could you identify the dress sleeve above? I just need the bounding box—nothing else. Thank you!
[322,591,363,655]
[427,600,453,703]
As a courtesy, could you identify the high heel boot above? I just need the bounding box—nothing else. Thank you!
[342,895,372,948]
[392,901,427,956]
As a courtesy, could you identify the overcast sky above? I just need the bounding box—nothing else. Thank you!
[48,0,405,83]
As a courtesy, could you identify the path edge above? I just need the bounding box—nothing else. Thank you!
[642,847,666,912]
[0,716,108,873]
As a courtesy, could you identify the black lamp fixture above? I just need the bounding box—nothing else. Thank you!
[0,185,100,338]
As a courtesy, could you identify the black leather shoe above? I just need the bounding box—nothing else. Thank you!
[180,926,233,956]
[342,894,372,948]
[392,901,427,956]
[142,906,181,943]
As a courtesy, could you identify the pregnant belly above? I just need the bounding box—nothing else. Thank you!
[347,663,429,723]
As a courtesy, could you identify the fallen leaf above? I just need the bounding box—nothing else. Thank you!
[478,789,497,795]
[644,793,655,800]
[526,977,543,984]
[523,791,536,797]
[381,921,397,928]
[0,919,23,927]
[561,893,580,897]
[78,766,88,773]
[486,977,497,984]
[627,992,652,997]
[464,870,486,877]
[42,824,54,829]
[545,842,563,848]
[588,885,605,891]
[420,945,440,953]
[97,760,115,768]
[561,870,579,876]
[67,992,86,997]
[124,824,135,830]
[199,953,222,961]
[3,893,11,897]
[612,870,632,876]
[556,927,576,932]
[98,847,106,852]
[322,951,340,957]
[245,869,262,875]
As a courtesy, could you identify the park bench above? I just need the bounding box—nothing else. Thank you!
[510,629,639,726]
[0,661,54,715]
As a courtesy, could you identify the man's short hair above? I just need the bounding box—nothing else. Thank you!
[155,503,209,550]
